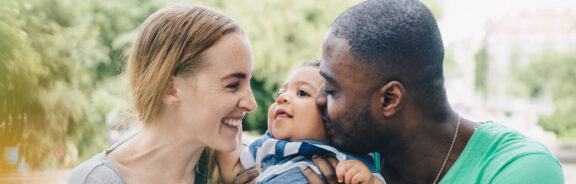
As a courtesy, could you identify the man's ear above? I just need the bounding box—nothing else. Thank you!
[378,81,406,117]
[162,76,180,108]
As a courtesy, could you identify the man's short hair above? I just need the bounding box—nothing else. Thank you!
[330,0,446,116]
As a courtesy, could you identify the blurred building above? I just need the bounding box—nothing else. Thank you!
[440,0,576,145]
[485,9,576,105]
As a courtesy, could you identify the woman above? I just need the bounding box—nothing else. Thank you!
[68,3,257,183]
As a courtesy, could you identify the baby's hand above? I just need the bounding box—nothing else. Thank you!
[336,160,383,184]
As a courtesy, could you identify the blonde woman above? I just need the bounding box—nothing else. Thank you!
[68,4,257,184]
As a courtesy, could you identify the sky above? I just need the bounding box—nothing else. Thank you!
[439,0,576,44]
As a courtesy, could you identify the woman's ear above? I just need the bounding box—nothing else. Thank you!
[378,81,406,117]
[162,76,180,109]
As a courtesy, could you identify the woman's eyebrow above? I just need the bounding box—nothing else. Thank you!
[220,72,247,81]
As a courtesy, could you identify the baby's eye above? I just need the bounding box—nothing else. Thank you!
[297,89,310,97]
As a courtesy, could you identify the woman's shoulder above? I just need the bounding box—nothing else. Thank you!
[67,152,126,184]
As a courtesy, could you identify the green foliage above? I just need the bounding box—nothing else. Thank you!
[0,0,163,169]
[6,0,455,169]
[513,51,576,138]
[420,0,443,19]
[1,0,104,169]
[474,46,488,95]
[244,78,277,133]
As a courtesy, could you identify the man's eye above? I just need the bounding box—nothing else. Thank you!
[323,90,336,96]
[297,89,309,97]
[226,82,240,89]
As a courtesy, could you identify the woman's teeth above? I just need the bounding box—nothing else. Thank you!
[223,119,241,127]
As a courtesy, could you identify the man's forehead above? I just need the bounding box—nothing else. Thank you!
[323,34,348,61]
[321,36,365,81]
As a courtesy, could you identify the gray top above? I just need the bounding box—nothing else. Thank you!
[67,135,133,184]
[67,152,127,184]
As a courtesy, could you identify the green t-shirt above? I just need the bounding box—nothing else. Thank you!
[440,121,564,184]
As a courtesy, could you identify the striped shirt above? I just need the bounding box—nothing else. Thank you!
[240,132,385,183]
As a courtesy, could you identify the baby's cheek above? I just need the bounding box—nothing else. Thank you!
[267,103,276,129]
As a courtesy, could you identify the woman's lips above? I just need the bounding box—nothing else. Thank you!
[222,118,242,127]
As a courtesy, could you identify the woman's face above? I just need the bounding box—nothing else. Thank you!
[171,31,257,152]
[267,66,328,142]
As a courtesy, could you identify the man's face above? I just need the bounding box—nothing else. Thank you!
[316,33,383,154]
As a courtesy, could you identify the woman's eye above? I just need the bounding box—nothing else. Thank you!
[226,82,240,89]
[297,89,310,97]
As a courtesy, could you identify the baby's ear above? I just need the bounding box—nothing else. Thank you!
[162,76,180,108]
[378,81,406,117]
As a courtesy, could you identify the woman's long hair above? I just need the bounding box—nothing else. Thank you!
[126,4,240,183]
[197,148,223,183]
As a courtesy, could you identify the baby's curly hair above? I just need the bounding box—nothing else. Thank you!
[301,59,321,67]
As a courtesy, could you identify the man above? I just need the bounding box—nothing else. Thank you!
[300,0,564,183]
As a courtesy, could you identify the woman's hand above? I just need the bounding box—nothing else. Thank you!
[301,154,340,184]
[233,165,261,184]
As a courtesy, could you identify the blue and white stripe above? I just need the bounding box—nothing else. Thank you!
[240,132,385,183]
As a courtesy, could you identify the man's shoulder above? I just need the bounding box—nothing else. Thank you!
[67,152,125,184]
[475,121,553,155]
[443,121,563,183]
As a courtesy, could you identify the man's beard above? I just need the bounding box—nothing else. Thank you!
[328,101,385,155]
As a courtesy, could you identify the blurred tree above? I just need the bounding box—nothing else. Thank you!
[0,0,154,169]
[420,0,443,20]
[474,46,488,97]
[513,51,576,138]
[87,0,165,81]
[0,0,106,169]
[1,0,444,170]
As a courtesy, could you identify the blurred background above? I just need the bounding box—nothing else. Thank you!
[0,0,574,183]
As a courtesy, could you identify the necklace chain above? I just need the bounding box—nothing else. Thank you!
[432,115,461,184]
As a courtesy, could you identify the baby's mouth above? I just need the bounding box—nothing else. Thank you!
[275,109,293,119]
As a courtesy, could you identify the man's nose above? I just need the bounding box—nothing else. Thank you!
[316,85,327,107]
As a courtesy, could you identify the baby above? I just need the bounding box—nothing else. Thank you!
[223,61,385,184]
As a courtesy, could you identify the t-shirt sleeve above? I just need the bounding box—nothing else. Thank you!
[67,153,126,184]
[67,162,125,184]
[86,166,125,184]
[491,153,564,184]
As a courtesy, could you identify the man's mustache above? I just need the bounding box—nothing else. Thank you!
[320,108,332,123]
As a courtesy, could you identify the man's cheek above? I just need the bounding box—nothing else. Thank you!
[329,107,345,127]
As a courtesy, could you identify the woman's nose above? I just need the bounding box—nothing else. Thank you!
[240,86,257,112]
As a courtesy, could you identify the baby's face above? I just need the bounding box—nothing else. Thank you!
[267,66,328,142]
